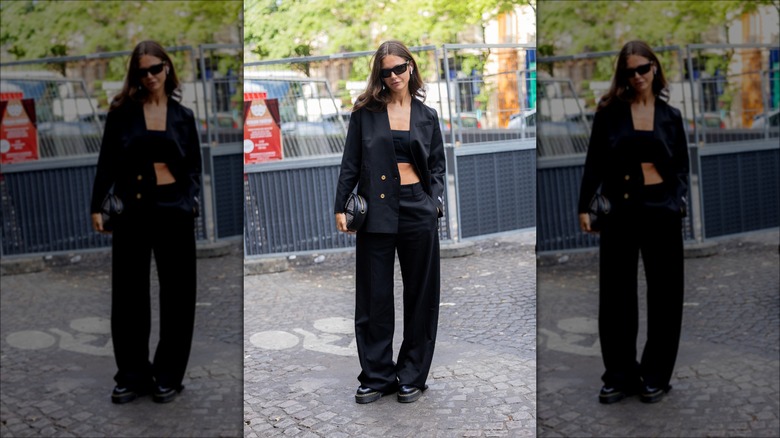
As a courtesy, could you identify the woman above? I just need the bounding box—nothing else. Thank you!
[578,40,689,404]
[334,40,445,404]
[91,40,202,404]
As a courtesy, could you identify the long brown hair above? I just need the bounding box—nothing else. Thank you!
[598,40,668,111]
[110,40,181,111]
[353,40,425,112]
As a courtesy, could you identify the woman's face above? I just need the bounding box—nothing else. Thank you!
[381,54,412,95]
[138,54,167,94]
[625,54,654,95]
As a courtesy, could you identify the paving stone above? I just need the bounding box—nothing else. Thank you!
[0,242,243,437]
[537,229,779,437]
[244,231,537,437]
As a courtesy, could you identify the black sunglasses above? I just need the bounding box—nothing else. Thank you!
[624,63,652,78]
[137,63,166,78]
[380,62,410,78]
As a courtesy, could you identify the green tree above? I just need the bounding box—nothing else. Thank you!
[0,1,241,60]
[537,0,777,82]
[538,0,775,58]
[244,0,529,60]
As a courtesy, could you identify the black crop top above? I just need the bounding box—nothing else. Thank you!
[631,129,658,164]
[144,130,175,164]
[392,130,412,163]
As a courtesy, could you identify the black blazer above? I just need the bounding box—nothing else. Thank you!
[578,98,689,217]
[334,98,446,234]
[90,99,202,217]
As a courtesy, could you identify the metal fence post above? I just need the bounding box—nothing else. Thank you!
[442,45,456,147]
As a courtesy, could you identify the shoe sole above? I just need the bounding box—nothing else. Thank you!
[111,387,150,404]
[355,391,382,404]
[397,388,422,403]
[111,392,139,404]
[153,386,183,404]
[640,386,671,404]
[598,391,628,404]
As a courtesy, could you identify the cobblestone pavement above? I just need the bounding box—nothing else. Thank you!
[244,231,537,437]
[0,243,244,437]
[537,229,780,437]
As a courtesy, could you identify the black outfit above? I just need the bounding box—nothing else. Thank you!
[91,99,202,392]
[335,98,445,392]
[578,98,689,392]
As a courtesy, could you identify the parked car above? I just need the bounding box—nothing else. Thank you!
[281,111,350,136]
[442,112,482,130]
[752,109,780,128]
[201,112,241,131]
[688,112,725,130]
[38,112,106,137]
[508,109,536,129]
[320,111,350,135]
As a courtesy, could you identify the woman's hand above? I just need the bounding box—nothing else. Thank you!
[579,212,594,234]
[335,213,354,234]
[91,213,110,234]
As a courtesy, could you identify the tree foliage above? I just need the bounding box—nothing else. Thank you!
[244,0,528,60]
[537,0,777,82]
[0,1,241,60]
[538,0,775,58]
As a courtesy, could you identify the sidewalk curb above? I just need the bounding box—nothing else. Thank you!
[441,241,476,258]
[244,258,289,275]
[683,240,719,258]
[0,240,239,277]
[196,240,236,258]
[0,257,46,276]
[537,240,721,267]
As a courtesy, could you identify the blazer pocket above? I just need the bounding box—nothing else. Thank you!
[415,123,434,143]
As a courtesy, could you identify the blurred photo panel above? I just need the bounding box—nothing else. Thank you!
[0,1,243,436]
[536,1,779,436]
[243,0,537,435]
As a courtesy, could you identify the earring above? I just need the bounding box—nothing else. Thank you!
[166,69,170,74]
[410,67,413,75]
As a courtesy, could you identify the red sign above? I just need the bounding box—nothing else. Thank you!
[1,98,39,164]
[243,98,282,164]
[244,92,267,101]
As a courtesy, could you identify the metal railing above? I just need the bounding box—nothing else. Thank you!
[0,44,243,256]
[243,43,537,257]
[536,43,780,252]
[440,44,536,146]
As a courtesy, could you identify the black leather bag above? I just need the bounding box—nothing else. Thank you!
[588,193,610,232]
[344,193,367,231]
[101,193,124,232]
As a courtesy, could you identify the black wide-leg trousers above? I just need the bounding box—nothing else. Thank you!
[598,191,684,390]
[354,183,441,392]
[110,186,197,390]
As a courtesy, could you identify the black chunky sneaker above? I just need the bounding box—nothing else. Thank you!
[598,385,637,404]
[153,384,184,404]
[640,384,671,404]
[111,385,149,404]
[397,384,428,403]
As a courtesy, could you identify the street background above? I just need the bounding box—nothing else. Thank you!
[0,244,244,437]
[244,231,536,437]
[537,229,779,437]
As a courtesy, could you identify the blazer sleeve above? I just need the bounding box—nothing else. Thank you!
[334,110,362,214]
[90,108,121,213]
[428,108,446,217]
[670,107,690,217]
[577,107,609,213]
[184,108,203,217]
